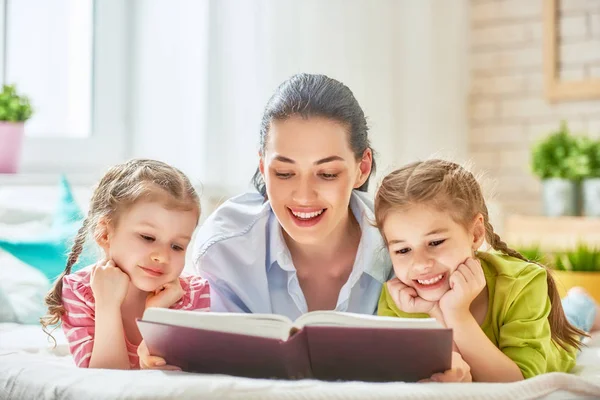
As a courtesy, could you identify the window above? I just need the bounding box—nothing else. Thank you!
[6,0,93,138]
[0,0,129,174]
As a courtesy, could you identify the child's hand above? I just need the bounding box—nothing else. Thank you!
[387,278,439,315]
[439,257,485,324]
[145,278,185,309]
[91,259,130,308]
[419,351,472,383]
[138,340,182,371]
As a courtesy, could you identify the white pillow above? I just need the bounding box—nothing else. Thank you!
[0,250,50,324]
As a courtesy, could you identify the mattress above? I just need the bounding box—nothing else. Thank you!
[1,323,599,400]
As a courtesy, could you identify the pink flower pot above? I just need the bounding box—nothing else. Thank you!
[0,122,25,173]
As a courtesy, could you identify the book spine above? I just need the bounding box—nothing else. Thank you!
[283,328,312,379]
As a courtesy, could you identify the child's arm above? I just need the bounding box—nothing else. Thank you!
[87,260,131,369]
[89,302,129,369]
[446,313,523,381]
[441,258,565,381]
[61,262,128,369]
[440,258,523,382]
[139,275,210,370]
[378,280,471,382]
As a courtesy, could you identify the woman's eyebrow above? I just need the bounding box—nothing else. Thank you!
[273,155,295,163]
[272,155,345,165]
[315,155,344,165]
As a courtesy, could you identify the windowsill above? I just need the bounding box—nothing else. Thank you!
[504,214,600,251]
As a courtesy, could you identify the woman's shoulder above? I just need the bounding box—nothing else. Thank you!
[193,192,272,259]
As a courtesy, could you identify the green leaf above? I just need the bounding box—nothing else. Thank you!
[530,122,591,180]
[552,243,600,272]
[0,83,33,122]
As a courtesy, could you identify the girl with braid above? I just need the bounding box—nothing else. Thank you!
[41,159,210,370]
[375,159,599,382]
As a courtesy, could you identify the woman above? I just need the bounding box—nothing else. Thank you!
[139,73,471,382]
[195,73,386,319]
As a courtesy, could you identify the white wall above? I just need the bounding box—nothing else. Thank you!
[130,0,469,195]
[129,0,210,185]
[394,1,470,172]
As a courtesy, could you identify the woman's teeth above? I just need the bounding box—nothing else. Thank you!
[417,274,444,285]
[291,209,324,219]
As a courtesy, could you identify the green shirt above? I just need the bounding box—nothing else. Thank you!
[378,251,578,379]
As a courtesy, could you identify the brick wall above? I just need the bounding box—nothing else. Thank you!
[469,0,600,217]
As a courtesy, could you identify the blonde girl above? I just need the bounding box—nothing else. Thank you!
[41,159,210,370]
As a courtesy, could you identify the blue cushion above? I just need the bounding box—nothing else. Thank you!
[0,176,96,281]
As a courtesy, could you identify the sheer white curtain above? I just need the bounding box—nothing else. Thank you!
[129,0,469,194]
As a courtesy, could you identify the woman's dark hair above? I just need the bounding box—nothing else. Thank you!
[252,73,376,196]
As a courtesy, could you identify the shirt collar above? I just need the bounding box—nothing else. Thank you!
[268,210,295,272]
[266,191,391,283]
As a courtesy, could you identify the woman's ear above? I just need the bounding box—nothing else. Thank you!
[94,217,112,251]
[354,148,373,189]
[471,213,486,251]
[259,155,265,176]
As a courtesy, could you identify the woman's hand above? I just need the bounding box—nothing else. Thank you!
[138,340,182,371]
[145,278,185,309]
[387,278,440,315]
[420,351,472,383]
[90,259,130,308]
[439,258,486,324]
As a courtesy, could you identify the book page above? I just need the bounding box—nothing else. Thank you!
[294,310,443,329]
[142,308,295,341]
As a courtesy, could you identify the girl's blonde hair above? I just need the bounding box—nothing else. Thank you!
[41,159,200,338]
[374,159,586,351]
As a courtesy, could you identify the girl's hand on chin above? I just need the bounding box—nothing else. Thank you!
[439,258,485,324]
[387,278,439,315]
[91,259,130,308]
[145,278,185,309]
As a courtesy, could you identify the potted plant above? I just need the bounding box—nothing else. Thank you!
[531,122,589,216]
[0,84,33,174]
[551,243,600,302]
[582,138,600,217]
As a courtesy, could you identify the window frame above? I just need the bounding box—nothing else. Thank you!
[0,0,131,174]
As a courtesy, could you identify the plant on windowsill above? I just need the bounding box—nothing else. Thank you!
[530,121,589,216]
[0,84,33,174]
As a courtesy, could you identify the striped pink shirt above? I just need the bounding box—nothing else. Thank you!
[60,268,210,369]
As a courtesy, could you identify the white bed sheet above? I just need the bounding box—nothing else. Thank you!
[1,323,599,400]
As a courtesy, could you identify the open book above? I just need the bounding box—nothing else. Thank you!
[137,308,452,382]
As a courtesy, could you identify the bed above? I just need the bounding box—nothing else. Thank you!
[1,321,599,400]
[1,187,600,400]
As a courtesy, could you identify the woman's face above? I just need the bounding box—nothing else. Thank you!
[259,116,371,246]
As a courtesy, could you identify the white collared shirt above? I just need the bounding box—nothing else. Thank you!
[192,191,392,320]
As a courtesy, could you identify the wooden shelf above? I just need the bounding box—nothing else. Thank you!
[504,215,600,251]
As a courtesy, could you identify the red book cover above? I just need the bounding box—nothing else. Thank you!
[137,315,452,382]
[137,320,311,379]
